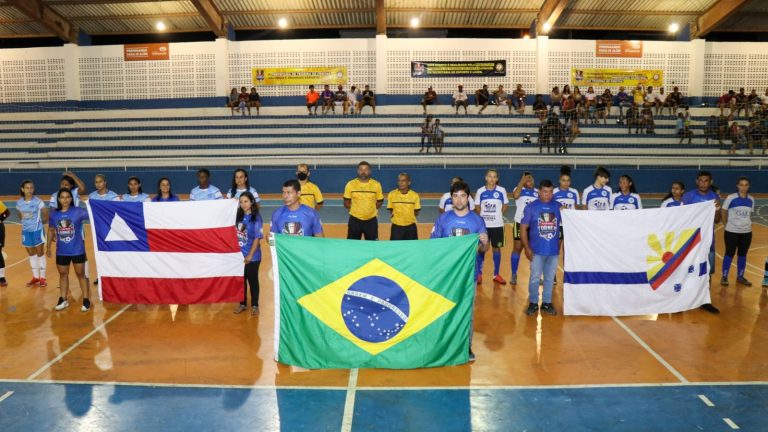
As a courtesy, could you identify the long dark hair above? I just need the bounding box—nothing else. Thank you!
[662,181,685,202]
[620,174,638,194]
[127,176,143,194]
[156,177,175,200]
[236,191,260,223]
[19,179,33,197]
[230,168,250,196]
[55,188,73,211]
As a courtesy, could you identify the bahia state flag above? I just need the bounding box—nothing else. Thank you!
[86,200,243,304]
[562,201,715,316]
[270,234,477,369]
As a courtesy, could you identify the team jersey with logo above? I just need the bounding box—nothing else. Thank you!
[582,185,613,211]
[88,190,120,201]
[49,207,87,256]
[475,186,509,228]
[553,187,581,210]
[512,187,539,223]
[227,186,260,201]
[49,187,80,208]
[17,197,46,232]
[190,185,223,201]
[121,193,150,203]
[722,193,754,234]
[236,213,264,262]
[270,204,323,237]
[521,199,561,256]
[438,192,475,212]
[430,211,487,239]
[660,197,683,208]
[611,192,643,210]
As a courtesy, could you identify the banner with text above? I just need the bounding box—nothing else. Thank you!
[411,60,506,78]
[252,67,348,86]
[571,68,663,88]
[596,40,643,58]
[124,43,169,61]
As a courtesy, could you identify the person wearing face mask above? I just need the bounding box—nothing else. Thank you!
[296,163,324,210]
[343,161,384,240]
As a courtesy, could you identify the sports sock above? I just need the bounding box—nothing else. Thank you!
[492,251,501,276]
[38,254,46,278]
[737,256,747,279]
[721,255,733,278]
[29,255,39,279]
[476,253,484,277]
[511,252,521,276]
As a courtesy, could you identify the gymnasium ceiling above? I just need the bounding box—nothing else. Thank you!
[0,0,763,42]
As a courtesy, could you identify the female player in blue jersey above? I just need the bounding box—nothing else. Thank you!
[510,172,539,285]
[233,192,263,316]
[581,166,612,210]
[17,180,49,287]
[88,174,120,202]
[721,177,754,287]
[610,175,642,210]
[122,176,151,202]
[46,189,91,312]
[227,168,260,201]
[152,178,180,202]
[660,181,685,207]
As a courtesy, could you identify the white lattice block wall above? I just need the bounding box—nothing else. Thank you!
[228,39,375,97]
[704,43,768,97]
[0,47,65,103]
[384,38,537,96]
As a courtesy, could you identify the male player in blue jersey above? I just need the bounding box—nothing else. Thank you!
[431,180,489,362]
[682,170,721,314]
[271,180,324,237]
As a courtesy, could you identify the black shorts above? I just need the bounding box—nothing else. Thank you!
[56,254,86,266]
[487,226,505,248]
[362,97,374,106]
[348,216,378,240]
[512,222,523,240]
[390,223,417,241]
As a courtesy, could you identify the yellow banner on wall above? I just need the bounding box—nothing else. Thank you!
[571,68,663,88]
[252,67,348,86]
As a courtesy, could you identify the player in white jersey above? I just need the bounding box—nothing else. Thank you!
[721,177,754,287]
[660,181,684,208]
[553,166,581,211]
[610,175,642,210]
[474,169,509,285]
[510,172,539,285]
[17,180,49,287]
[439,177,475,213]
[581,166,612,211]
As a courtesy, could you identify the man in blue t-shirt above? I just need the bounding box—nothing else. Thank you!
[521,179,561,316]
[682,170,722,314]
[270,180,324,237]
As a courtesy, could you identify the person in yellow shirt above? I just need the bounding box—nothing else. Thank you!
[296,163,324,210]
[632,85,645,106]
[386,173,421,240]
[343,161,384,240]
[0,200,8,286]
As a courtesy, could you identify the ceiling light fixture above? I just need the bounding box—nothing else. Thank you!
[410,17,420,28]
[155,21,166,31]
[278,18,288,28]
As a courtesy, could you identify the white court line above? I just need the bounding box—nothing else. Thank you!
[5,256,29,269]
[698,394,715,407]
[611,317,689,384]
[25,304,131,381]
[723,418,740,429]
[340,368,358,432]
[0,391,13,403]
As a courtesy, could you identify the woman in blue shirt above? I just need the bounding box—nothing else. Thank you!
[46,188,90,312]
[122,176,150,202]
[17,180,49,287]
[233,192,263,316]
[152,178,180,202]
[660,181,685,208]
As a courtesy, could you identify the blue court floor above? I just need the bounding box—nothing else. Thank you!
[0,381,766,431]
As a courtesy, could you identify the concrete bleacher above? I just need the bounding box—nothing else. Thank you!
[0,105,760,170]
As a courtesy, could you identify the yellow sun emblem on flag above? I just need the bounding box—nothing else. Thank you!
[646,228,701,290]
[297,258,456,356]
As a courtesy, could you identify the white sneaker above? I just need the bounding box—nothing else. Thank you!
[55,299,69,311]
[81,299,91,312]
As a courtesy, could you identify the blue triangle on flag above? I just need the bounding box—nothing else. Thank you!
[90,200,149,252]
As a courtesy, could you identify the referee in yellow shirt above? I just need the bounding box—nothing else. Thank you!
[343,161,384,240]
[296,163,324,210]
[387,173,421,240]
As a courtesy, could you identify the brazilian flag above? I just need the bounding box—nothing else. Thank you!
[270,234,477,369]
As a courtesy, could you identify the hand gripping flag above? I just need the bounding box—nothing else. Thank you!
[86,200,243,304]
[270,234,478,369]
[562,201,715,316]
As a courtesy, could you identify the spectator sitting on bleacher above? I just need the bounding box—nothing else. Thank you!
[631,85,645,108]
[572,86,584,121]
[719,90,735,118]
[705,115,720,145]
[533,95,547,121]
[248,87,261,116]
[616,86,629,121]
[562,84,571,100]
[729,121,746,154]
[360,85,376,114]
[747,89,760,117]
[421,86,438,114]
[717,114,729,144]
[562,94,576,126]
[335,85,350,115]
[494,85,512,114]
[564,121,580,154]
[227,88,239,116]
[348,85,360,114]
[640,105,655,134]
[452,84,469,115]
[655,87,668,115]
[550,86,562,114]
[420,115,433,153]
[432,119,445,153]
[320,85,335,115]
[643,86,656,108]
[734,88,748,118]
[676,113,692,144]
[512,84,526,114]
[601,89,613,117]
[668,86,683,115]
[584,86,597,112]
[237,86,250,116]
[475,84,490,114]
[595,96,608,125]
[306,85,320,115]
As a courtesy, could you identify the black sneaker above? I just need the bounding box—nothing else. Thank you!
[540,303,558,316]
[699,303,720,314]
[736,277,752,287]
[81,298,91,312]
[525,302,539,316]
[468,350,476,362]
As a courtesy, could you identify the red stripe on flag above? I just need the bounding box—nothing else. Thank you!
[146,227,239,253]
[101,276,243,304]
